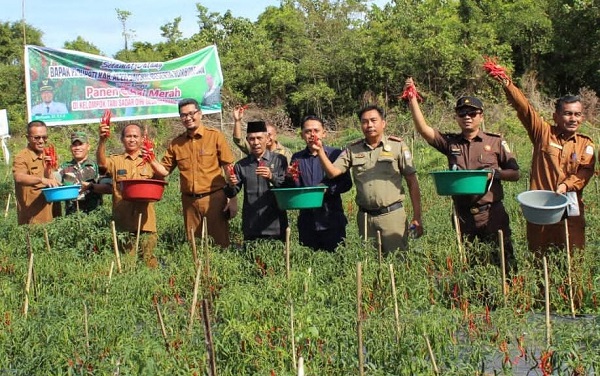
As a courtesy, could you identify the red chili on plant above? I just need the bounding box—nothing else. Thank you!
[400,83,423,102]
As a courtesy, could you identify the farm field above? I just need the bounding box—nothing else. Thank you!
[1,119,600,375]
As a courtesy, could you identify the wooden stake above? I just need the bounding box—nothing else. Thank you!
[4,192,10,218]
[290,302,297,371]
[498,229,507,305]
[285,227,291,280]
[23,252,34,318]
[564,219,576,318]
[134,213,142,256]
[297,356,304,376]
[202,299,218,376]
[543,256,551,347]
[155,300,169,351]
[106,261,114,295]
[83,303,90,350]
[44,228,51,252]
[111,221,122,273]
[424,333,439,375]
[189,227,199,269]
[389,264,401,343]
[202,220,211,302]
[363,212,368,243]
[26,232,37,298]
[377,230,382,264]
[188,256,203,335]
[356,262,364,376]
[452,204,466,264]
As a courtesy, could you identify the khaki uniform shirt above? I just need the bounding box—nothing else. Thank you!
[161,125,235,194]
[430,129,519,208]
[106,153,157,233]
[504,82,595,199]
[13,147,54,225]
[334,135,415,210]
[233,137,293,163]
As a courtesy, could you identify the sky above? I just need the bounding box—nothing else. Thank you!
[3,0,388,57]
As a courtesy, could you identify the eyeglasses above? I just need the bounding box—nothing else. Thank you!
[179,110,199,119]
[457,110,481,118]
[29,135,48,141]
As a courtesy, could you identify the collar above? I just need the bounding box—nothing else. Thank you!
[25,146,43,161]
[363,135,385,150]
[460,129,483,142]
[186,123,205,139]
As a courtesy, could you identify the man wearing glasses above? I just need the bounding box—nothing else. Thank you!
[12,120,60,225]
[404,78,520,272]
[148,98,237,248]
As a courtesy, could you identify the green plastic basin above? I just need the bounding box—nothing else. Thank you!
[271,186,327,210]
[430,170,490,196]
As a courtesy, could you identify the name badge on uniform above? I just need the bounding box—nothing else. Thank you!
[355,153,366,159]
[117,169,127,176]
[450,145,461,156]
[549,142,563,150]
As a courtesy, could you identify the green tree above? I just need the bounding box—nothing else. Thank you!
[63,36,102,55]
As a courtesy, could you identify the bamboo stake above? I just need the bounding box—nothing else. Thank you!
[377,230,382,264]
[111,221,122,273]
[452,205,466,264]
[26,232,37,298]
[4,192,10,218]
[188,256,203,335]
[106,261,114,295]
[44,228,51,252]
[564,219,576,318]
[363,212,368,243]
[83,303,90,350]
[543,256,551,347]
[189,227,199,269]
[155,300,169,351]
[424,333,439,375]
[23,252,34,317]
[356,262,364,376]
[297,356,304,376]
[290,302,297,371]
[285,227,291,280]
[498,229,508,305]
[134,213,142,256]
[202,220,211,303]
[389,264,401,343]
[202,299,218,376]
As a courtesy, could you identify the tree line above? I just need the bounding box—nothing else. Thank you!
[1,0,598,132]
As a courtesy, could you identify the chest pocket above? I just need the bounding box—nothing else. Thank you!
[176,156,192,171]
[351,157,367,174]
[377,154,399,175]
[478,151,498,169]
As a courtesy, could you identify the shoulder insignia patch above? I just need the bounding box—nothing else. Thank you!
[501,140,511,153]
[585,145,594,155]
[484,131,502,138]
[388,135,403,142]
[350,139,363,146]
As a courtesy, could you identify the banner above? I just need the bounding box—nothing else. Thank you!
[25,45,223,126]
[0,109,9,165]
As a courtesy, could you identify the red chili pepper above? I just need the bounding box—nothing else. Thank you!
[241,104,249,111]
[540,350,554,376]
[101,109,112,136]
[258,160,266,168]
[483,56,510,81]
[400,83,423,102]
[43,144,58,169]
[288,160,301,183]
[226,164,235,176]
[139,130,155,166]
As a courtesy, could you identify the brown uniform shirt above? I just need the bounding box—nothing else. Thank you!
[334,135,415,210]
[12,147,54,225]
[161,124,235,194]
[430,129,519,208]
[504,82,595,197]
[106,153,157,233]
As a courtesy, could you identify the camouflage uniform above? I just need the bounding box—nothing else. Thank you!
[59,158,103,214]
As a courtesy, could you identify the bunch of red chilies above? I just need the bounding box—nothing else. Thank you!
[43,145,58,169]
[101,109,112,136]
[400,83,423,102]
[288,160,301,184]
[139,131,155,166]
[483,56,510,81]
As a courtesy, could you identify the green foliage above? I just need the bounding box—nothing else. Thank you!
[62,36,101,55]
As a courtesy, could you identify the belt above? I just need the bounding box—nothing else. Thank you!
[185,187,224,199]
[469,203,492,215]
[360,201,403,216]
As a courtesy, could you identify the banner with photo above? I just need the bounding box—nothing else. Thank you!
[25,44,223,126]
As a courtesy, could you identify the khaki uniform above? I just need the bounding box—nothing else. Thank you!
[161,124,235,248]
[106,153,157,233]
[334,135,415,253]
[430,129,518,269]
[13,148,54,225]
[504,82,596,251]
[233,136,293,163]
